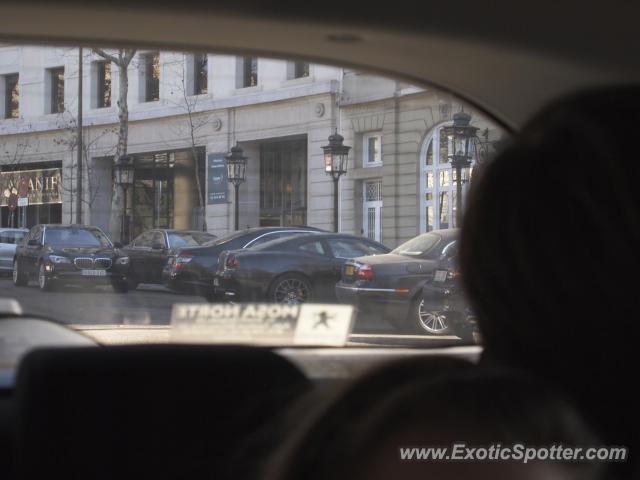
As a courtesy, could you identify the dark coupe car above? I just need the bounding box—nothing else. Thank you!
[420,243,480,341]
[213,233,389,303]
[162,226,322,296]
[122,229,217,289]
[12,224,130,292]
[335,229,458,334]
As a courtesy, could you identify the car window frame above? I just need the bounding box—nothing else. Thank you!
[296,238,330,257]
[243,230,316,249]
[326,237,377,259]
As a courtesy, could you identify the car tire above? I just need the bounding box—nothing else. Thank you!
[127,277,139,290]
[409,298,452,335]
[38,263,56,292]
[113,280,130,294]
[12,259,28,286]
[269,273,313,305]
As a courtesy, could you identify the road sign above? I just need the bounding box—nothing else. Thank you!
[7,193,17,212]
[18,177,28,198]
[17,197,28,207]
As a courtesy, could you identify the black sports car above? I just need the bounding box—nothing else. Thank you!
[12,224,130,292]
[213,233,389,303]
[335,229,458,333]
[121,229,216,288]
[162,226,322,296]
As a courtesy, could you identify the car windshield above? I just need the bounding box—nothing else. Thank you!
[44,228,112,248]
[392,233,441,257]
[168,232,215,248]
[0,42,507,348]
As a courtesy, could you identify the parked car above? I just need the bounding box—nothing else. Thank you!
[0,228,28,274]
[12,224,130,292]
[162,226,323,296]
[335,229,458,333]
[214,233,389,303]
[419,240,462,334]
[121,229,216,288]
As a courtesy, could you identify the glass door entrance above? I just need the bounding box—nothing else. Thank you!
[131,152,175,239]
[259,139,307,226]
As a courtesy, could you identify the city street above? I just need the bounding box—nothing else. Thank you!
[0,276,464,346]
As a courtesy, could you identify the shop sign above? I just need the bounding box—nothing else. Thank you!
[207,153,228,205]
[0,168,61,207]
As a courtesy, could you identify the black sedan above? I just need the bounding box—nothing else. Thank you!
[162,226,322,296]
[213,233,389,303]
[122,229,216,288]
[335,229,458,333]
[421,246,480,341]
[12,224,130,292]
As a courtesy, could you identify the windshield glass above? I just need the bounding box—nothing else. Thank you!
[0,42,507,348]
[44,228,112,248]
[392,233,440,257]
[168,232,215,248]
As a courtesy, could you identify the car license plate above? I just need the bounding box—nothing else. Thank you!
[344,265,355,276]
[82,269,107,276]
[213,277,220,286]
[434,270,448,282]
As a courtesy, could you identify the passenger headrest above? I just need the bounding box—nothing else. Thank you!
[15,345,310,480]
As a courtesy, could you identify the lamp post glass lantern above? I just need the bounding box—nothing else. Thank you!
[114,155,134,243]
[442,111,478,226]
[322,130,351,232]
[226,143,248,231]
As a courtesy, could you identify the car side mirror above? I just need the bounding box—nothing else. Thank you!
[113,241,123,249]
[27,239,39,247]
[152,243,165,251]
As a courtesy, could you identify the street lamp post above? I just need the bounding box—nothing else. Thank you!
[442,111,478,227]
[226,143,248,231]
[322,130,351,232]
[114,155,134,244]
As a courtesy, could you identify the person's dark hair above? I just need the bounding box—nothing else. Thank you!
[266,358,601,480]
[459,86,638,457]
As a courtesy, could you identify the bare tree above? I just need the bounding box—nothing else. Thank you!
[53,111,117,216]
[164,53,209,230]
[93,48,137,240]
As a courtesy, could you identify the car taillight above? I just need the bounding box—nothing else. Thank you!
[356,263,374,280]
[447,269,461,279]
[175,252,193,269]
[226,255,240,268]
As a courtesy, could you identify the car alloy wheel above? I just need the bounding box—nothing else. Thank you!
[13,259,27,286]
[417,299,450,335]
[38,263,54,292]
[272,275,311,305]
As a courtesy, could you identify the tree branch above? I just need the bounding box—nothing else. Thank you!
[93,48,120,65]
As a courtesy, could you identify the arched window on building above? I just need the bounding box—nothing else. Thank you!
[419,124,475,232]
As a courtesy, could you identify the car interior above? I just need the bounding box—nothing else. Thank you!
[0,1,637,479]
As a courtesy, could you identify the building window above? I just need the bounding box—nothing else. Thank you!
[96,61,111,108]
[142,52,160,102]
[239,57,257,88]
[363,179,383,242]
[293,61,309,79]
[363,133,382,167]
[48,67,65,114]
[420,124,475,231]
[193,54,208,95]
[4,73,19,119]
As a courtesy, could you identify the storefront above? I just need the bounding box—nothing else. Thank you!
[0,163,62,228]
[127,148,205,240]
